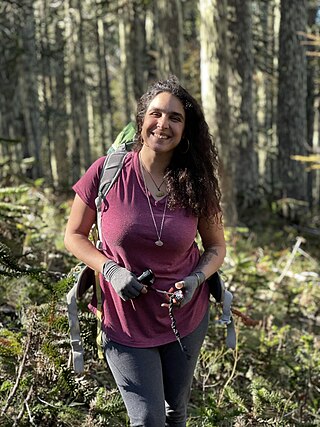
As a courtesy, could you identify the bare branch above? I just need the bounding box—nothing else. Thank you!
[1,333,32,416]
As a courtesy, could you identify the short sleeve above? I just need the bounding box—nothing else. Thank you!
[72,157,106,210]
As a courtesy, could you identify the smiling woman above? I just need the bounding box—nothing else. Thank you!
[139,92,186,198]
[64,75,226,427]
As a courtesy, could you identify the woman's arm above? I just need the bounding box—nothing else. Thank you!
[195,214,226,279]
[64,194,109,274]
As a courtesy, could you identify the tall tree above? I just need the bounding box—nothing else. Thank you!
[118,1,136,123]
[252,0,279,199]
[199,0,237,226]
[0,2,22,178]
[68,0,91,181]
[156,0,183,79]
[39,0,54,185]
[146,0,183,81]
[229,0,259,209]
[18,0,42,178]
[94,7,114,153]
[305,4,319,208]
[52,9,70,189]
[130,1,148,99]
[277,0,308,206]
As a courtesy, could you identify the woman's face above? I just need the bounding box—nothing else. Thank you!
[141,92,185,155]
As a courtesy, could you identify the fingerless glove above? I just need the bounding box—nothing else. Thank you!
[103,261,144,301]
[176,271,206,307]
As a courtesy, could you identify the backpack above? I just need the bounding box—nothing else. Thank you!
[66,123,236,374]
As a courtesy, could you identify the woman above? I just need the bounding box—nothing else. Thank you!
[64,76,226,427]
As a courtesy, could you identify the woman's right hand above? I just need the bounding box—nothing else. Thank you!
[103,261,147,301]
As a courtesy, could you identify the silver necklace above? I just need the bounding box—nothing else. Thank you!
[140,158,166,197]
[140,157,168,246]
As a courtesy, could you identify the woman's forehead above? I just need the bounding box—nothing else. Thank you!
[147,92,185,116]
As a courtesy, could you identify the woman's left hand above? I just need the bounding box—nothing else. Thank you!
[174,275,199,307]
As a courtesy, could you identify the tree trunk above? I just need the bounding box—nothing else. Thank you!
[52,18,70,190]
[0,3,22,178]
[305,5,319,209]
[118,1,136,124]
[68,0,91,181]
[229,0,258,210]
[277,0,308,208]
[199,0,237,226]
[94,14,113,154]
[130,1,148,99]
[156,0,183,79]
[39,0,54,185]
[254,0,279,201]
[145,0,183,81]
[18,0,42,178]
[102,20,115,144]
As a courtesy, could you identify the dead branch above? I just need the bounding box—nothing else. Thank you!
[1,332,32,416]
[231,308,260,327]
[277,236,305,284]
[13,385,34,427]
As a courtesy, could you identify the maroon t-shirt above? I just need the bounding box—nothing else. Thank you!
[73,151,209,347]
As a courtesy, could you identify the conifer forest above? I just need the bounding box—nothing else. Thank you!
[0,0,320,426]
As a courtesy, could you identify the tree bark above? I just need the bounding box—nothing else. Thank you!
[277,0,308,206]
[199,0,237,226]
[18,0,42,178]
[305,5,319,209]
[254,0,279,200]
[130,1,148,99]
[145,0,183,81]
[118,1,136,124]
[52,16,70,190]
[68,0,91,181]
[94,14,113,154]
[229,0,259,210]
[39,0,54,185]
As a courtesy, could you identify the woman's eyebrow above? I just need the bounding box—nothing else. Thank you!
[150,108,185,120]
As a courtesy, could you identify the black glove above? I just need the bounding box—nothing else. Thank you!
[175,271,206,307]
[103,261,144,301]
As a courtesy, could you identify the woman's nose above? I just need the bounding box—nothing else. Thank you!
[157,115,169,129]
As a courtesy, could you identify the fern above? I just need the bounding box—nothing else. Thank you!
[0,242,49,284]
[224,385,248,414]
[250,377,297,423]
[91,387,127,425]
[0,185,30,196]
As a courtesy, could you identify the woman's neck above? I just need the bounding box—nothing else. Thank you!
[139,147,171,175]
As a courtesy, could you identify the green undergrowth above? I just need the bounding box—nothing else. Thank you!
[0,184,319,426]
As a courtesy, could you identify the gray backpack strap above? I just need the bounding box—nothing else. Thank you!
[95,145,130,249]
[67,283,83,373]
[208,273,236,349]
[67,264,95,373]
[216,287,236,349]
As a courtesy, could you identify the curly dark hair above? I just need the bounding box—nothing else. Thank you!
[134,75,222,221]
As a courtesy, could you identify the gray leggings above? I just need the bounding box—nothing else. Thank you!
[103,309,209,427]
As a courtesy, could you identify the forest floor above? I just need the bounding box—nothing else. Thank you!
[0,186,319,426]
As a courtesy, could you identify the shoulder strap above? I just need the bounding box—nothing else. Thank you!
[95,144,131,249]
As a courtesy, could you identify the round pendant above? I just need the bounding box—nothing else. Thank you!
[156,191,165,197]
[155,240,163,246]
